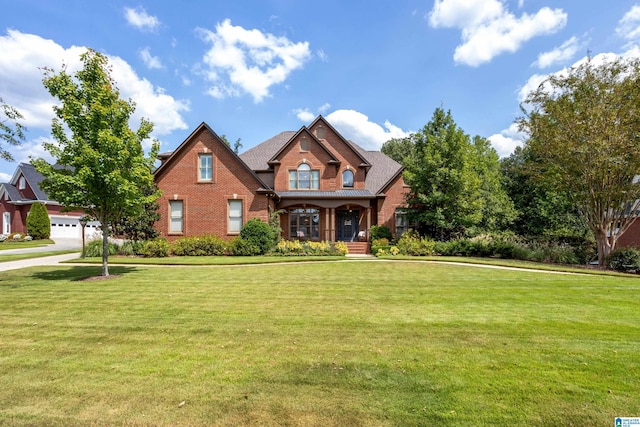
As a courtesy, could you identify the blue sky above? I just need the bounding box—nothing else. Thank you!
[1,0,639,181]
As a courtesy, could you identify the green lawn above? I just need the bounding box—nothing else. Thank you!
[0,261,638,426]
[0,250,77,263]
[0,239,54,250]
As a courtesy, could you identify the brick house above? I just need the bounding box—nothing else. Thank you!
[154,116,410,251]
[0,163,100,239]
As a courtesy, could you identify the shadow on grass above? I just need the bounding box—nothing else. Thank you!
[29,266,140,282]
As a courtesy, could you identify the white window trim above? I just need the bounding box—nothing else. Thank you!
[198,153,213,182]
[228,199,243,235]
[169,200,184,234]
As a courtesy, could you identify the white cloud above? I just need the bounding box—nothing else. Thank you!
[197,19,311,103]
[317,49,328,62]
[294,108,315,122]
[140,47,163,69]
[0,172,11,182]
[519,49,640,104]
[0,30,189,145]
[325,109,411,150]
[488,123,525,157]
[124,7,160,32]
[428,0,567,66]
[533,36,583,69]
[617,5,640,41]
[318,103,331,114]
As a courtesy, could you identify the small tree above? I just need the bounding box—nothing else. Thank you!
[33,49,159,276]
[0,97,26,161]
[26,202,50,239]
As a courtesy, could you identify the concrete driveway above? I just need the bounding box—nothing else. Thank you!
[0,238,82,271]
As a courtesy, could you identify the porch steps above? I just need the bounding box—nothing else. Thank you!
[344,242,370,255]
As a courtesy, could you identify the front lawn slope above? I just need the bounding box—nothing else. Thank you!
[0,262,637,426]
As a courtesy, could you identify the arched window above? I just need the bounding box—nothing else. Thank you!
[289,163,320,189]
[342,170,354,188]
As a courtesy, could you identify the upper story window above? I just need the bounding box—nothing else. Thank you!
[199,153,213,181]
[289,163,319,190]
[18,177,25,190]
[342,170,354,188]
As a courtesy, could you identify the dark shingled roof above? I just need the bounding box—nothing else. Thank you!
[239,131,296,171]
[17,163,50,200]
[349,142,403,194]
[239,132,403,195]
[0,183,21,201]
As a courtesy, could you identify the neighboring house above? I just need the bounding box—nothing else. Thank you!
[154,116,410,251]
[0,163,100,239]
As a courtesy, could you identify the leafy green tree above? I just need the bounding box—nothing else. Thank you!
[381,136,415,165]
[113,184,160,242]
[501,146,587,238]
[33,49,159,276]
[518,56,640,266]
[0,97,26,161]
[26,202,50,240]
[469,135,516,233]
[403,108,513,240]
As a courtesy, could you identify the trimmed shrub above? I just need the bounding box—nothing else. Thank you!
[172,235,227,256]
[138,239,171,258]
[240,218,276,255]
[228,237,261,256]
[271,240,348,256]
[606,247,640,273]
[396,230,435,256]
[26,202,50,240]
[370,225,392,241]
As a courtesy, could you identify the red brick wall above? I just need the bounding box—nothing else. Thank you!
[155,126,270,241]
[375,175,410,236]
[308,123,366,190]
[616,218,640,248]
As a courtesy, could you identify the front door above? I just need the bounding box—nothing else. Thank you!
[336,209,359,242]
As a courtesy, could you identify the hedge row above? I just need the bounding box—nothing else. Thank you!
[85,236,348,258]
[373,231,596,265]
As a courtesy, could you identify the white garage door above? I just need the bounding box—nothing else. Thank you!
[49,216,81,239]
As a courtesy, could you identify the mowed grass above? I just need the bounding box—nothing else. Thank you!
[0,261,638,426]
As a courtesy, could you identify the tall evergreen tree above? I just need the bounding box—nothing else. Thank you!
[26,202,50,240]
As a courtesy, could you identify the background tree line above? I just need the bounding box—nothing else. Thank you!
[382,107,588,245]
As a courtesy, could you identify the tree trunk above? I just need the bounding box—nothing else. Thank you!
[595,228,612,268]
[101,222,109,277]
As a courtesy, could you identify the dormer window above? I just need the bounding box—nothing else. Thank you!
[18,177,25,190]
[289,163,319,190]
[342,170,354,188]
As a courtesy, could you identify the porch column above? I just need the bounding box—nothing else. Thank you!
[367,207,372,240]
[330,208,336,242]
[325,208,330,241]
